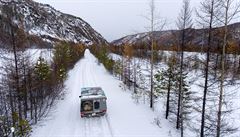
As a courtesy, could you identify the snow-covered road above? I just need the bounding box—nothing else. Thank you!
[31,49,177,137]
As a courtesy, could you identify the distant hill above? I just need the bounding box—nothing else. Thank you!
[111,23,240,52]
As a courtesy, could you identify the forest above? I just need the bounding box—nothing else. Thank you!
[0,0,240,137]
[90,0,240,136]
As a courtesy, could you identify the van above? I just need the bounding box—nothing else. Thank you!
[79,87,107,117]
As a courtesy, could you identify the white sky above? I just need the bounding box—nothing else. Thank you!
[34,0,203,41]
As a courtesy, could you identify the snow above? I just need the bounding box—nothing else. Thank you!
[31,49,179,137]
[0,48,52,79]
[25,49,53,63]
[81,95,104,100]
[81,87,106,100]
[0,0,107,45]
[109,51,240,137]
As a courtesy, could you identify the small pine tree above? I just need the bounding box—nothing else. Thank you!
[0,115,11,137]
[105,58,115,73]
[154,68,176,97]
[53,42,71,82]
[34,57,50,81]
[154,56,179,119]
[12,112,31,137]
[58,66,67,81]
[113,59,123,79]
[155,62,193,132]
[177,71,192,133]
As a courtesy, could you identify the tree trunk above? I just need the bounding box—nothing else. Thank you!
[177,28,185,136]
[166,76,171,119]
[216,1,229,136]
[200,1,214,135]
[134,58,137,94]
[150,0,154,109]
[11,22,23,135]
[28,72,33,120]
[34,97,37,124]
[201,42,210,137]
[23,60,28,119]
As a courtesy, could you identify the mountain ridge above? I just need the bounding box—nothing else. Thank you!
[111,22,240,49]
[0,0,108,47]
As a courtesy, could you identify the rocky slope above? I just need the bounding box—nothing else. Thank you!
[0,0,108,47]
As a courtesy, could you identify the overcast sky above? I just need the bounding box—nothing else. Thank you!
[34,0,203,42]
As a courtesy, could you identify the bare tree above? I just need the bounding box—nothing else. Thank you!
[196,0,221,136]
[0,2,86,136]
[147,0,166,109]
[154,53,178,120]
[176,1,193,136]
[216,0,240,136]
[1,3,27,135]
[150,0,155,109]
[122,44,133,88]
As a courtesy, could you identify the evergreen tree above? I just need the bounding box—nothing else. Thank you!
[34,57,50,81]
[12,112,31,137]
[154,54,178,119]
[155,53,193,136]
[178,72,193,135]
[53,42,70,82]
[113,59,123,79]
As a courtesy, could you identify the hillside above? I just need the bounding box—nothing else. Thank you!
[0,0,108,48]
[112,23,240,52]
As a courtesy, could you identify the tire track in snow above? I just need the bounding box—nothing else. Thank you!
[83,59,93,137]
[81,53,114,137]
[88,54,114,137]
[80,58,89,137]
[89,60,111,137]
[32,50,171,137]
[70,58,85,136]
[104,114,114,137]
[81,55,106,137]
[87,57,106,137]
[31,50,114,137]
[90,57,99,86]
[70,61,83,135]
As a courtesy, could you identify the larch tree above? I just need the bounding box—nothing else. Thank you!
[147,0,166,109]
[196,0,221,136]
[154,54,178,120]
[216,0,240,136]
[150,0,155,109]
[123,44,133,88]
[175,1,193,136]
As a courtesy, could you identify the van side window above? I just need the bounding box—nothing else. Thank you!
[94,101,100,109]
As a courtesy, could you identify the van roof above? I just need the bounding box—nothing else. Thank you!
[81,87,106,99]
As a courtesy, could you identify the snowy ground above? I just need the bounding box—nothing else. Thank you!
[31,49,179,137]
[109,51,240,137]
[25,49,53,63]
[0,49,52,79]
[0,49,52,64]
